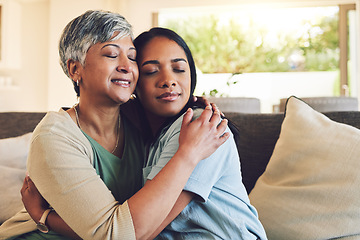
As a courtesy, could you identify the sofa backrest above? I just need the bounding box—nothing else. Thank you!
[224,111,360,193]
[225,112,284,193]
[0,112,46,139]
[2,111,360,194]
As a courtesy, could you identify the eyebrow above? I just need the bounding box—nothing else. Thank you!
[101,43,120,49]
[101,44,136,51]
[141,58,187,67]
[172,58,187,63]
[142,60,159,66]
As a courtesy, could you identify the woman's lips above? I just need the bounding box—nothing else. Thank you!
[157,92,180,101]
[111,79,131,87]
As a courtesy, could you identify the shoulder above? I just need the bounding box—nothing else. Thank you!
[28,110,94,174]
[34,109,74,135]
[31,109,92,156]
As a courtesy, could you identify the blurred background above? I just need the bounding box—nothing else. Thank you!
[0,0,359,113]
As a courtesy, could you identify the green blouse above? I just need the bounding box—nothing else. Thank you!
[84,115,145,204]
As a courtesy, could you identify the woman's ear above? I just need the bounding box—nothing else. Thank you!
[67,59,82,80]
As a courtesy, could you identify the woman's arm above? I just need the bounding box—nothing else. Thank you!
[147,190,194,239]
[143,106,227,238]
[22,168,193,240]
[21,176,81,240]
[129,107,229,239]
[23,107,229,240]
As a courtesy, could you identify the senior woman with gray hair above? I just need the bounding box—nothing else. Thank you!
[0,10,228,240]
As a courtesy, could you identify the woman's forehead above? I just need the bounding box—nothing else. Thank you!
[139,37,186,60]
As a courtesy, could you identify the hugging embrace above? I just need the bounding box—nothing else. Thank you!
[0,10,267,240]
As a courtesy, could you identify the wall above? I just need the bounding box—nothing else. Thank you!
[0,0,49,112]
[0,0,359,112]
[0,0,119,112]
[46,0,132,110]
[47,0,109,110]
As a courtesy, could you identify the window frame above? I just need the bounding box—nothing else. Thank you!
[339,4,356,96]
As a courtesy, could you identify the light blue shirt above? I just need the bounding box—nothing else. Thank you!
[143,109,267,240]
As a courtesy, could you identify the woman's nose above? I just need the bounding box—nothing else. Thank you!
[159,71,176,88]
[116,55,133,73]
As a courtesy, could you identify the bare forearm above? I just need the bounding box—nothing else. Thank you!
[128,149,198,239]
[46,212,82,240]
[147,191,193,239]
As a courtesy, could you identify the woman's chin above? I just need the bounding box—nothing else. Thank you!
[116,94,133,105]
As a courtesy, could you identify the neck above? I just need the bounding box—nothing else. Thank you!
[76,99,120,134]
[144,110,168,136]
[73,101,122,155]
[143,103,192,137]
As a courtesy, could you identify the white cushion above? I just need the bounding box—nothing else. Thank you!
[0,133,32,224]
[249,96,360,240]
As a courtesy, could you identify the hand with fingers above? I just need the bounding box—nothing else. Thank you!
[192,96,211,107]
[21,175,49,223]
[178,105,230,164]
[192,96,225,117]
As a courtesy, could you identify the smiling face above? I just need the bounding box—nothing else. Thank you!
[136,36,191,118]
[76,35,138,105]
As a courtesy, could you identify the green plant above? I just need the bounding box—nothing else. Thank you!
[162,11,339,74]
[202,72,241,97]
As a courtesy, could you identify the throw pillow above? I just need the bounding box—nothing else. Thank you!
[249,96,360,240]
[0,132,32,224]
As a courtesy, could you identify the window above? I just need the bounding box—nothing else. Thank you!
[339,4,356,96]
[155,4,357,112]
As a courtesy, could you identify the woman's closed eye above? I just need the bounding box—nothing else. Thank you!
[173,68,185,73]
[141,65,158,75]
[103,49,119,58]
[104,54,136,62]
[106,55,118,59]
[172,61,187,73]
[141,68,185,75]
[143,70,158,75]
[128,56,136,62]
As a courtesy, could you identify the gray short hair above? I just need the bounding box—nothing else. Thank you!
[59,10,133,79]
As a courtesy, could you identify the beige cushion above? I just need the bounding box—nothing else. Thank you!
[249,96,360,240]
[0,133,32,224]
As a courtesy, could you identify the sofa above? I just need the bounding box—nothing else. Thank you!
[1,96,360,239]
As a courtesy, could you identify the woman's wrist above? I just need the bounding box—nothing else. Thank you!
[174,147,200,167]
[34,208,48,224]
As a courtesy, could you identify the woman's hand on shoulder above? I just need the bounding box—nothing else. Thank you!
[192,96,225,117]
[178,105,229,164]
